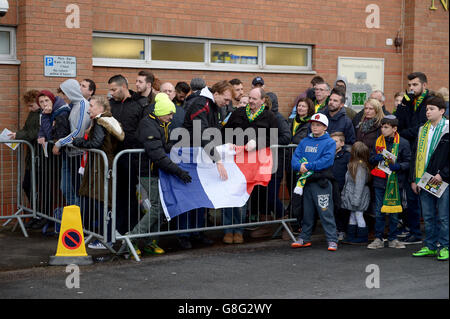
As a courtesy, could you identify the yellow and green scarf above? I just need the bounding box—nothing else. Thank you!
[374,133,402,213]
[293,157,314,195]
[413,89,428,112]
[292,116,310,136]
[415,118,446,183]
[246,104,265,122]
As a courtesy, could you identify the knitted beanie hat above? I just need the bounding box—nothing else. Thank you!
[36,90,56,107]
[154,92,176,116]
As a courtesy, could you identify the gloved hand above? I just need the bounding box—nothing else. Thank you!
[388,163,401,172]
[177,169,192,184]
[372,154,384,163]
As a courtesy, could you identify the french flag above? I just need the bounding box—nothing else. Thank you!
[159,145,273,221]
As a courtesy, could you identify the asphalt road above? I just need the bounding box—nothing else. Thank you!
[0,238,448,301]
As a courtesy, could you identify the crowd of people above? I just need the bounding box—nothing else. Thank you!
[7,70,449,261]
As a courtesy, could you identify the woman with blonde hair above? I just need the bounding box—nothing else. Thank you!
[355,98,384,150]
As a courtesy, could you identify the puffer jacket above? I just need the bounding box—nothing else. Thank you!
[341,165,370,212]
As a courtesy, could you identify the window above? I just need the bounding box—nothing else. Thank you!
[210,43,258,65]
[151,39,204,62]
[92,33,314,74]
[265,46,308,67]
[93,36,145,60]
[0,27,18,64]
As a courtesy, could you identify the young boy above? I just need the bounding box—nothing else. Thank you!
[410,95,449,261]
[330,132,351,241]
[291,113,339,251]
[367,115,411,249]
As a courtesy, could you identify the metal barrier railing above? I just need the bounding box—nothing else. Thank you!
[2,140,301,262]
[0,140,36,237]
[112,145,300,261]
[32,141,112,251]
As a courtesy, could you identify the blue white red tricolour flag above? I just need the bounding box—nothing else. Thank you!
[159,144,273,221]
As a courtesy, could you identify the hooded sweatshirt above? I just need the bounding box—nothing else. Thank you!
[291,132,336,173]
[55,79,91,149]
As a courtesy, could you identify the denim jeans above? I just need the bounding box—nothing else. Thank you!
[300,180,338,243]
[374,187,399,241]
[405,185,422,238]
[419,187,449,250]
[60,154,80,207]
[222,202,247,235]
[177,208,207,238]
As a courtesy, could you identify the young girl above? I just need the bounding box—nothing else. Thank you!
[341,141,371,244]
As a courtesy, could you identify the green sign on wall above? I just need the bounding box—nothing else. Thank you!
[352,92,367,106]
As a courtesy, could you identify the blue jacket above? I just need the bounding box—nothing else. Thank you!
[321,107,356,145]
[291,132,336,173]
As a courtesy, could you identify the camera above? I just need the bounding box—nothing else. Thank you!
[0,0,9,17]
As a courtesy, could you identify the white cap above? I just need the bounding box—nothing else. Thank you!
[309,113,329,127]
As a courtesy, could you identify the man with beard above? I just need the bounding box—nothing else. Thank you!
[395,72,433,245]
[320,87,356,145]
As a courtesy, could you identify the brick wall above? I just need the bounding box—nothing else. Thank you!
[0,0,448,125]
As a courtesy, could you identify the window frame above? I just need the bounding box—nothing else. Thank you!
[92,32,315,74]
[0,26,19,65]
[262,43,312,71]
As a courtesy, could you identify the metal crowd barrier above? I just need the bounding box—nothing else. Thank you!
[112,145,300,261]
[2,140,301,262]
[0,140,36,237]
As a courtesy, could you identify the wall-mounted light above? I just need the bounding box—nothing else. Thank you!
[0,0,9,17]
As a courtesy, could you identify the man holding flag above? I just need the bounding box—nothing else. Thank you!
[129,93,192,257]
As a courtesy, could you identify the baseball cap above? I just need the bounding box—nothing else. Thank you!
[252,76,264,86]
[309,113,329,127]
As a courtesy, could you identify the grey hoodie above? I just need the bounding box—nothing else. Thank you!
[55,79,91,148]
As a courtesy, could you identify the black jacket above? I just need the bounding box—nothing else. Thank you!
[267,92,291,146]
[369,135,411,189]
[182,88,224,161]
[409,123,449,184]
[333,148,351,190]
[289,116,310,145]
[110,93,145,150]
[395,91,431,146]
[137,113,185,178]
[224,106,278,150]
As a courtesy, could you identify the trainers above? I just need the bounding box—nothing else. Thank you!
[130,244,142,260]
[143,240,165,255]
[328,242,338,251]
[337,232,346,241]
[412,247,438,257]
[88,239,108,250]
[223,233,234,244]
[437,247,449,261]
[396,231,410,239]
[367,238,385,249]
[291,238,311,248]
[388,239,406,249]
[400,235,422,245]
